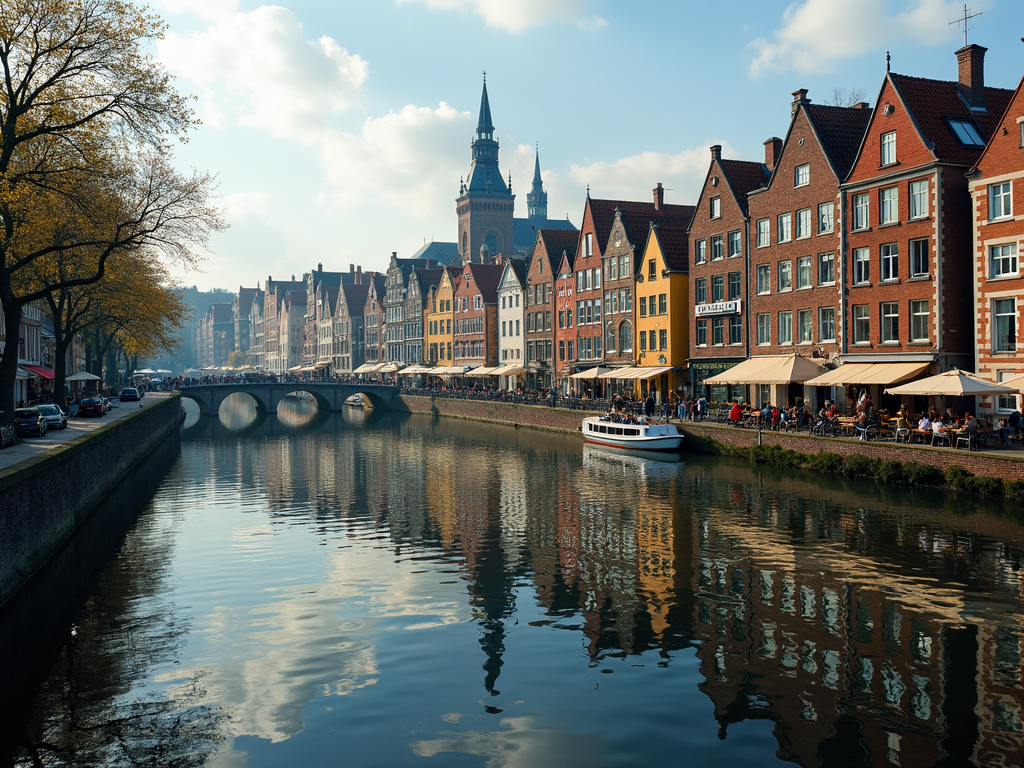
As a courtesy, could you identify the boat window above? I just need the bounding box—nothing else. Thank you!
[626,428,639,436]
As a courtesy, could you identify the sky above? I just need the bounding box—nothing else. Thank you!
[151,0,1024,292]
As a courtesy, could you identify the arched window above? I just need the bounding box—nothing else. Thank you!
[619,319,633,353]
[605,320,616,353]
[485,230,500,256]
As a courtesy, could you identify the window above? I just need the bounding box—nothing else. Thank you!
[777,212,792,243]
[756,264,770,295]
[881,243,898,282]
[990,243,1018,277]
[659,329,668,350]
[796,256,812,289]
[910,239,929,277]
[648,259,657,280]
[910,300,929,342]
[696,319,708,346]
[756,219,770,247]
[798,309,813,343]
[694,239,706,264]
[711,274,725,302]
[818,252,835,285]
[947,118,984,147]
[880,187,898,224]
[729,316,742,345]
[619,254,631,278]
[584,233,593,257]
[998,370,1019,411]
[853,193,869,230]
[778,260,793,291]
[728,230,741,258]
[639,332,646,352]
[853,247,870,284]
[819,306,836,342]
[795,164,810,187]
[990,182,1013,220]
[648,295,656,317]
[620,320,632,352]
[778,311,793,344]
[695,278,707,305]
[710,196,721,219]
[818,202,834,234]
[909,180,928,219]
[853,305,870,344]
[993,298,1016,352]
[605,321,616,352]
[473,294,483,310]
[712,317,725,345]
[757,313,771,345]
[638,297,647,317]
[658,293,667,314]
[881,302,899,342]
[881,131,896,165]
[796,208,812,239]
[711,235,724,261]
[621,287,632,312]
[603,257,616,282]
[727,272,741,301]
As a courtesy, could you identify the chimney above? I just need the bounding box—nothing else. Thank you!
[791,88,810,116]
[710,144,722,161]
[350,263,354,272]
[956,44,987,109]
[653,182,665,213]
[764,137,783,171]
[357,265,361,273]
[318,262,323,272]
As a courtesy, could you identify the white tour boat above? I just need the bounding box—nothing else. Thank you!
[581,415,683,452]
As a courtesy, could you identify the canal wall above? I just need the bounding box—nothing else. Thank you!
[0,395,182,606]
[395,394,596,435]
[678,421,1024,480]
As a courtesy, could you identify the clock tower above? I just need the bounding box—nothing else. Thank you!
[456,75,514,264]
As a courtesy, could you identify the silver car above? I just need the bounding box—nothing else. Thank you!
[35,403,68,429]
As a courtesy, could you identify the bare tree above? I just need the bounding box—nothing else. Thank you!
[829,86,869,107]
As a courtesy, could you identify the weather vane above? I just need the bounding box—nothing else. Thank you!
[949,4,982,47]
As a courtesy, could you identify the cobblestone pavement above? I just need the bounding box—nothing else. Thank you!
[0,393,176,473]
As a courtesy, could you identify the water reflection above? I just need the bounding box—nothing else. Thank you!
[6,413,1024,767]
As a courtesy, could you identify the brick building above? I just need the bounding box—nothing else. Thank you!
[828,45,1012,410]
[969,68,1024,416]
[689,146,770,400]
[453,261,503,369]
[525,229,577,391]
[333,283,371,374]
[362,274,387,365]
[553,248,578,394]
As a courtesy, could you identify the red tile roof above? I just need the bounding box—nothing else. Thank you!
[462,262,505,303]
[806,103,873,180]
[538,229,580,272]
[889,72,1013,167]
[587,198,694,254]
[618,207,696,251]
[718,160,769,215]
[649,224,690,272]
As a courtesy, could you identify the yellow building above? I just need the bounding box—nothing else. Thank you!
[633,224,690,402]
[425,267,458,366]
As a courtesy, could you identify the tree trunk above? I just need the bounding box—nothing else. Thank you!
[0,297,24,427]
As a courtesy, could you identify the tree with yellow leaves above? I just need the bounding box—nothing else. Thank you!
[0,0,223,423]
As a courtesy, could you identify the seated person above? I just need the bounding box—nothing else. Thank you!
[894,406,911,431]
[729,400,742,423]
[964,413,978,435]
[932,416,946,434]
[918,414,932,431]
[1002,409,1021,444]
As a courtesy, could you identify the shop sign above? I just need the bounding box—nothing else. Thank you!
[694,300,742,317]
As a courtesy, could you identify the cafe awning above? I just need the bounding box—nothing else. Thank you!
[570,366,610,380]
[21,365,55,379]
[885,369,1014,397]
[379,362,401,373]
[465,366,498,377]
[804,361,930,387]
[628,366,675,380]
[353,362,384,374]
[600,366,642,379]
[314,360,331,369]
[491,363,525,376]
[400,365,432,374]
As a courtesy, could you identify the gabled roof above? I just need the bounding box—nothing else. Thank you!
[460,262,504,303]
[411,241,459,264]
[717,160,769,217]
[586,198,694,254]
[888,72,1012,167]
[366,273,386,303]
[805,103,873,180]
[616,207,695,251]
[970,71,1024,175]
[321,285,340,316]
[338,283,370,318]
[413,268,446,308]
[210,303,233,322]
[647,225,690,272]
[500,257,529,289]
[537,229,580,273]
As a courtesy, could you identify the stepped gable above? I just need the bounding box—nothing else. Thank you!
[888,72,1013,167]
[649,224,690,272]
[717,160,769,216]
[806,103,873,180]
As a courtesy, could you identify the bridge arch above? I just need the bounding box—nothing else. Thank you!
[176,382,396,415]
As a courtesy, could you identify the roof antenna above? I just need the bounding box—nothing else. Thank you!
[886,51,890,72]
[949,4,982,47]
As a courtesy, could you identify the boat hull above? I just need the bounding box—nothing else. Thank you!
[581,417,683,452]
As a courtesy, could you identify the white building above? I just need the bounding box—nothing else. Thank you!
[497,259,527,389]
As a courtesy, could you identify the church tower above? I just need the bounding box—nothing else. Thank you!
[456,75,514,264]
[526,146,548,221]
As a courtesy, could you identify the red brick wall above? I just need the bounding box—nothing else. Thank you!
[846,78,936,185]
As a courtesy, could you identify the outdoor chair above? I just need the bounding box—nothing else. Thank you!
[955,432,974,451]
[931,431,951,448]
[893,426,910,443]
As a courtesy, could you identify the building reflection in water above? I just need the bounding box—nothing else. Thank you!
[189,405,1023,766]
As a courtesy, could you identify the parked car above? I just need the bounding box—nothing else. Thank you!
[0,413,15,447]
[101,396,112,412]
[15,407,47,437]
[35,403,68,430]
[78,397,105,417]
[119,387,141,402]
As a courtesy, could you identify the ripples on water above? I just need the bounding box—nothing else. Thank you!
[5,394,1024,767]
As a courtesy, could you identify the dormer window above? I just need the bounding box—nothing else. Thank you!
[947,118,984,147]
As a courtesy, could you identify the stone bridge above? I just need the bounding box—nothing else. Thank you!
[177,382,400,415]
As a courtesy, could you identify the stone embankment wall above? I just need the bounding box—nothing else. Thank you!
[0,395,182,606]
[680,421,1024,480]
[395,393,1024,480]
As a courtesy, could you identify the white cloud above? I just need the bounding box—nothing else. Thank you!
[566,145,729,209]
[397,0,606,33]
[749,0,967,77]
[158,6,368,135]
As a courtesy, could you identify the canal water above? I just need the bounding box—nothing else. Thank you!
[3,395,1024,767]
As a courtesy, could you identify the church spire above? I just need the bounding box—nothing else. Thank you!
[477,73,494,138]
[527,144,547,221]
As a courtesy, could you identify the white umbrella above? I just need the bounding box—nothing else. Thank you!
[66,371,101,381]
[885,369,1014,396]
